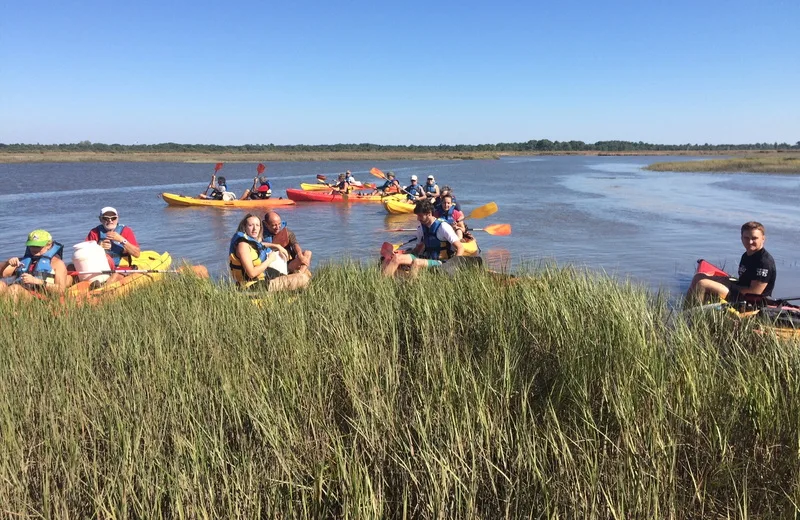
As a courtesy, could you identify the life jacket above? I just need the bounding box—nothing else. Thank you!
[210,185,226,200]
[228,232,271,285]
[424,183,438,196]
[434,195,459,214]
[16,242,64,286]
[437,205,458,225]
[93,224,130,267]
[421,219,454,260]
[405,184,423,201]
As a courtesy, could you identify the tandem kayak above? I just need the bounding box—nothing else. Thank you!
[286,189,404,203]
[66,250,173,303]
[383,197,415,214]
[161,193,296,208]
[300,182,376,192]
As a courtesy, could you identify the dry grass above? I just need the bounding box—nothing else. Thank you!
[0,149,783,163]
[646,154,800,173]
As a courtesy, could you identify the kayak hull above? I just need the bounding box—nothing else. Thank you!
[300,182,376,192]
[391,237,479,257]
[286,189,402,203]
[161,192,296,208]
[66,250,172,303]
[383,198,415,214]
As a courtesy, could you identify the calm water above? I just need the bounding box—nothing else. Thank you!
[2,156,800,297]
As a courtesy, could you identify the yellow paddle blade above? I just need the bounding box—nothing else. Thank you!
[370,167,387,180]
[468,202,498,220]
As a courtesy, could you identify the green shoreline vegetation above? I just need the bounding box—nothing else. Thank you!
[1,140,798,163]
[2,264,799,517]
[647,154,800,174]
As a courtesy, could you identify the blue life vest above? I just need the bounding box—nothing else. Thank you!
[434,195,460,214]
[421,219,453,260]
[438,205,458,225]
[93,224,128,267]
[381,179,399,191]
[424,183,438,196]
[405,184,423,201]
[16,242,64,285]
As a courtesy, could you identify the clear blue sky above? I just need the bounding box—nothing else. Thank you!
[2,0,797,146]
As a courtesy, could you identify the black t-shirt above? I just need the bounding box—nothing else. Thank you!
[736,248,776,297]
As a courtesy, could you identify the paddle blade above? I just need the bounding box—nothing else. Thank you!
[485,223,511,236]
[370,167,387,180]
[257,163,266,174]
[214,162,223,172]
[468,201,498,220]
[316,174,327,182]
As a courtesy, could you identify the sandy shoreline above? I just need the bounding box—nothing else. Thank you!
[0,149,766,164]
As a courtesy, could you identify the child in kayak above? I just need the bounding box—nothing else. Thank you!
[685,221,776,304]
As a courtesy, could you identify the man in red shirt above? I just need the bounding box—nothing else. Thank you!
[86,207,141,283]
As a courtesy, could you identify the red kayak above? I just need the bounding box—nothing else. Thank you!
[696,259,731,278]
[285,188,389,203]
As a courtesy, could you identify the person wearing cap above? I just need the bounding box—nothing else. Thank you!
[199,176,228,200]
[240,175,272,200]
[86,207,141,283]
[373,171,401,195]
[423,175,440,202]
[0,229,69,299]
[404,175,426,202]
[344,170,357,185]
[262,211,312,274]
[331,173,352,194]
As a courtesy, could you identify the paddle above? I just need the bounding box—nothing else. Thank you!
[316,174,327,183]
[466,202,498,220]
[370,167,409,197]
[257,163,266,175]
[389,223,511,236]
[205,162,224,196]
[68,268,192,276]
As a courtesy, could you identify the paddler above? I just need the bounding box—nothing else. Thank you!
[382,200,464,277]
[86,206,141,284]
[0,229,69,299]
[434,194,466,239]
[262,211,313,274]
[229,214,310,292]
[372,171,401,195]
[241,175,272,200]
[404,175,426,203]
[199,176,228,200]
[423,174,440,202]
[685,221,777,304]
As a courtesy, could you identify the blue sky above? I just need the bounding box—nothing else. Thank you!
[2,0,798,145]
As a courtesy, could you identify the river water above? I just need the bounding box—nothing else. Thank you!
[1,156,799,297]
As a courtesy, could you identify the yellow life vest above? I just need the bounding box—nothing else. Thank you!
[228,232,269,286]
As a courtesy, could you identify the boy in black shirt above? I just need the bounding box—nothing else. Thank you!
[686,221,776,303]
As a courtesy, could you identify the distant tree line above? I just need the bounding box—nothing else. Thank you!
[1,140,799,153]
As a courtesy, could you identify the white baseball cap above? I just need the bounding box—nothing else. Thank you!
[410,175,418,181]
[100,206,118,216]
[427,175,435,180]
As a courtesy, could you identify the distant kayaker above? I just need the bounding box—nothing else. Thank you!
[331,173,352,194]
[0,229,69,299]
[382,200,464,277]
[345,170,357,185]
[86,207,142,284]
[423,175,440,202]
[241,176,272,200]
[404,175,426,203]
[199,176,228,200]
[686,221,777,304]
[373,171,401,195]
[262,211,313,274]
[229,214,310,292]
[435,194,466,239]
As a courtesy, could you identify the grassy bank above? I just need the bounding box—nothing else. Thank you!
[646,154,800,173]
[0,149,782,163]
[1,265,799,517]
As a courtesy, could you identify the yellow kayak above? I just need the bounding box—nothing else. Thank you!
[66,250,172,303]
[393,237,479,257]
[161,192,296,208]
[383,197,415,214]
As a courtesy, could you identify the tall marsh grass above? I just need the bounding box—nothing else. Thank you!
[646,154,800,173]
[0,264,798,517]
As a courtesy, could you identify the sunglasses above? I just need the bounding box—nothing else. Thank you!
[101,216,118,222]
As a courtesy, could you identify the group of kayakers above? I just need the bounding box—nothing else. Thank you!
[0,206,144,300]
